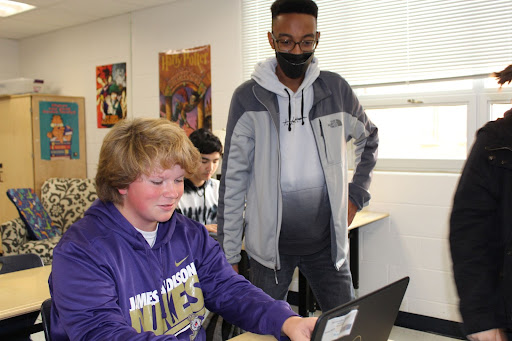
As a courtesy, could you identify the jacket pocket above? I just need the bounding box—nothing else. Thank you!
[318,116,343,165]
[487,147,512,170]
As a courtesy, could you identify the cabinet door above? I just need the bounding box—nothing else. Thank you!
[0,96,35,222]
[32,95,87,196]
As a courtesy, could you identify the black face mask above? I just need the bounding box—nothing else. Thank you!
[275,52,314,79]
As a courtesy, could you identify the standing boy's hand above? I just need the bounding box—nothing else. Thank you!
[282,316,318,341]
[347,200,357,226]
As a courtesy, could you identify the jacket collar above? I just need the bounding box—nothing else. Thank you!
[311,74,332,106]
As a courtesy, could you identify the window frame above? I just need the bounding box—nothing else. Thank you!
[353,89,479,173]
[479,89,512,124]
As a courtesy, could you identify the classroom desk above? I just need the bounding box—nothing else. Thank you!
[348,210,389,289]
[298,210,389,316]
[230,332,276,341]
[0,265,51,320]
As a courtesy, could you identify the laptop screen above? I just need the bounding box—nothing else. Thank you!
[310,277,410,341]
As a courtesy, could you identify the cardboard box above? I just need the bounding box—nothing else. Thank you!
[0,78,44,95]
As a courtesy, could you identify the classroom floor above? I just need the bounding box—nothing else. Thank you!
[389,326,461,341]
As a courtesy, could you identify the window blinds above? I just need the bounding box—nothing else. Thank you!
[242,0,512,86]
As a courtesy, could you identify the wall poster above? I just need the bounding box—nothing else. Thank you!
[159,45,212,136]
[39,101,80,160]
[96,62,127,128]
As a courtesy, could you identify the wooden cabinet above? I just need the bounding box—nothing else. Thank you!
[0,94,86,222]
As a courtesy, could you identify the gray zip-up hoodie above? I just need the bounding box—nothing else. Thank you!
[218,56,378,271]
[254,57,331,256]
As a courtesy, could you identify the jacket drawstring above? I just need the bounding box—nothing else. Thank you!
[285,89,291,131]
[300,89,305,125]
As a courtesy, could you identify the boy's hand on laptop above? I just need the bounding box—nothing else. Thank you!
[468,328,507,341]
[282,316,318,341]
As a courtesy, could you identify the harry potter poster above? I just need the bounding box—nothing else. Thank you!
[159,45,212,136]
[96,62,127,128]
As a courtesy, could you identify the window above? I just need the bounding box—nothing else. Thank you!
[490,104,510,121]
[366,105,467,160]
[483,79,512,121]
[242,0,512,172]
[242,0,512,86]
[355,82,475,172]
[353,78,512,172]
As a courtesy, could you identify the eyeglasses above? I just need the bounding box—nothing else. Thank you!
[271,33,318,53]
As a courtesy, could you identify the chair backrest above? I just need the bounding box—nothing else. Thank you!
[40,178,98,233]
[41,298,52,341]
[0,253,43,274]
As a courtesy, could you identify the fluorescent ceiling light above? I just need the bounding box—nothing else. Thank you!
[0,0,36,18]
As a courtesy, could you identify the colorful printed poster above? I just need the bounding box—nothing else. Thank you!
[39,101,80,160]
[159,45,212,136]
[96,62,127,128]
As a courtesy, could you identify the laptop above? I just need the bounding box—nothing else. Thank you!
[310,277,410,341]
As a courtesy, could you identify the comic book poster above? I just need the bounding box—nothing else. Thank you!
[159,45,212,136]
[39,101,80,160]
[96,62,127,128]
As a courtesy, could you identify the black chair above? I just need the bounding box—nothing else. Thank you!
[41,298,52,341]
[0,253,43,274]
[0,254,44,341]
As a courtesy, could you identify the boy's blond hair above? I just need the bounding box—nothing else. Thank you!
[95,118,200,204]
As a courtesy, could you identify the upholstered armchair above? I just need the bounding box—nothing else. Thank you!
[1,178,97,265]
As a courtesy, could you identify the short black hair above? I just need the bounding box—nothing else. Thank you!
[188,128,223,155]
[271,0,318,19]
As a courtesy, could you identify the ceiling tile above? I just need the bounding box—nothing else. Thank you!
[7,8,97,28]
[48,0,138,18]
[0,17,61,39]
[0,0,179,40]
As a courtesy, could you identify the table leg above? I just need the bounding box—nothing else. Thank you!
[298,271,317,316]
[349,228,359,289]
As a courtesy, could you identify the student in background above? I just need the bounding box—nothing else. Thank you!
[49,118,317,341]
[218,0,378,312]
[450,64,512,341]
[177,128,222,237]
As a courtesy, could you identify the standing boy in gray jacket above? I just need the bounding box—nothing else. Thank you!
[218,0,378,311]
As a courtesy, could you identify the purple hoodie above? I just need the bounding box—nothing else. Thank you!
[49,199,296,341]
